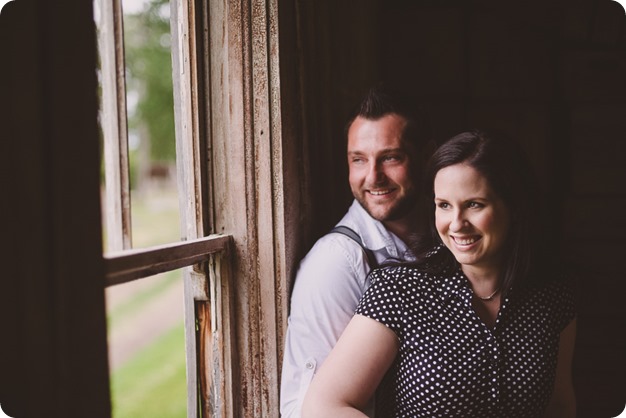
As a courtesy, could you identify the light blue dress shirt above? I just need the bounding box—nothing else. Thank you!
[280,200,413,417]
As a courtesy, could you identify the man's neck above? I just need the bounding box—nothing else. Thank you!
[383,196,433,245]
[382,206,422,244]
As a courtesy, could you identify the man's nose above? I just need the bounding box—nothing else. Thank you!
[366,162,385,184]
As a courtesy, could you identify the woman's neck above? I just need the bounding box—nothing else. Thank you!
[463,265,503,329]
[461,264,501,296]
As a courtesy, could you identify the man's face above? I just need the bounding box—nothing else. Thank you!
[347,114,418,222]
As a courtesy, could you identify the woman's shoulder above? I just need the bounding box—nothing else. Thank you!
[366,245,455,294]
[369,263,440,290]
[528,272,576,297]
[514,274,577,318]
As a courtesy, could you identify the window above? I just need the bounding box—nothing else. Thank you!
[94,0,232,416]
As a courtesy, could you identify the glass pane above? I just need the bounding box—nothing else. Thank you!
[94,1,187,417]
[106,269,187,418]
[94,0,181,251]
[124,0,180,248]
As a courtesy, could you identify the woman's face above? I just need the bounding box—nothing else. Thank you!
[434,163,511,275]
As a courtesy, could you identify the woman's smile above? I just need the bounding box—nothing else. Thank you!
[434,163,510,274]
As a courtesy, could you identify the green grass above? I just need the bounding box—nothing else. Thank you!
[110,323,187,418]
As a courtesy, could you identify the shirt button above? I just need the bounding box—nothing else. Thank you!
[305,361,314,370]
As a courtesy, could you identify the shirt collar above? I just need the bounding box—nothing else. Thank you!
[437,265,473,304]
[337,200,411,259]
[437,266,514,333]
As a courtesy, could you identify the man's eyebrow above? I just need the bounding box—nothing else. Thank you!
[375,147,408,156]
[348,147,405,154]
[347,150,363,155]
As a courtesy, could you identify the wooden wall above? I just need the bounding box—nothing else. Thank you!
[294,0,383,254]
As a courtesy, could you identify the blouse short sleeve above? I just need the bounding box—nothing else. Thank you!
[355,266,406,336]
[549,278,577,332]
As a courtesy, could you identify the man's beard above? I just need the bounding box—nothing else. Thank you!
[357,191,418,223]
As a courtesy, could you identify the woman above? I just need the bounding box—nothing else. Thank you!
[302,130,577,418]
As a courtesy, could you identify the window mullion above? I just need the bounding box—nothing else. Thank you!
[170,0,216,417]
[98,0,132,252]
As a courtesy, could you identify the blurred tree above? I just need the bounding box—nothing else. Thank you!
[124,0,175,164]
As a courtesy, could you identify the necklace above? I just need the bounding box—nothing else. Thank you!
[475,287,500,301]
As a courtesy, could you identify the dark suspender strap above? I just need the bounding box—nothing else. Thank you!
[330,225,379,269]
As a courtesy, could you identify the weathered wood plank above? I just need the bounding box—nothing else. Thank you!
[205,0,295,415]
[104,235,230,286]
[170,0,215,416]
[97,0,132,252]
[198,252,236,418]
[251,0,282,414]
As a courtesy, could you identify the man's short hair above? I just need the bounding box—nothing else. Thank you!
[344,83,431,151]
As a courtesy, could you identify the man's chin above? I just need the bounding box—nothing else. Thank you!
[358,197,416,223]
[362,203,400,222]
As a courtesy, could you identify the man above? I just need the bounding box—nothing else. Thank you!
[280,85,432,417]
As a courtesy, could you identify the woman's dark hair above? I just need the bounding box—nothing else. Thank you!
[414,129,547,293]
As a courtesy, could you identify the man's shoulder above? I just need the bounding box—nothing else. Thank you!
[303,228,366,264]
[290,227,374,296]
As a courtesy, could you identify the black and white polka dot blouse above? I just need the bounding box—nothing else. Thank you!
[355,265,576,418]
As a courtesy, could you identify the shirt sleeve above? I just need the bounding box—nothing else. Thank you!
[553,279,577,332]
[280,235,371,418]
[355,267,405,337]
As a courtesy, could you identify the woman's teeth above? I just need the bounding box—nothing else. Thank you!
[453,236,478,245]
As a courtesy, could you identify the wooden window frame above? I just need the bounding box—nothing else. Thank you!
[96,0,236,416]
[97,0,132,252]
[97,0,300,416]
[183,0,303,415]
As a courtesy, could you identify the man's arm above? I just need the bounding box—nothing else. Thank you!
[280,236,369,418]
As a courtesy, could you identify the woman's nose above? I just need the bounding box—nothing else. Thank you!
[449,211,466,232]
